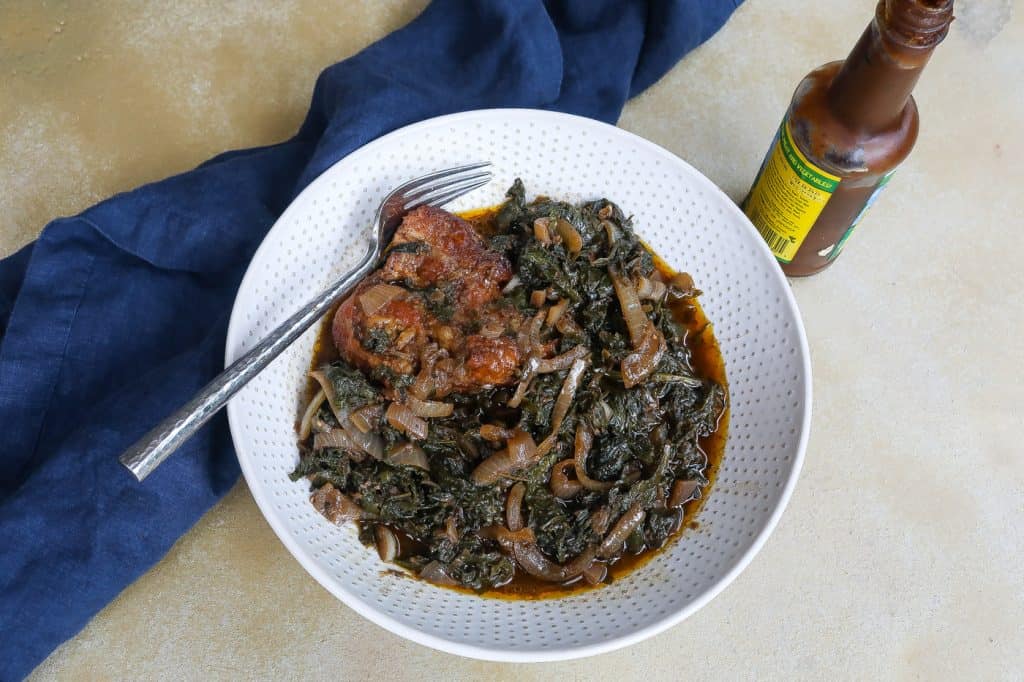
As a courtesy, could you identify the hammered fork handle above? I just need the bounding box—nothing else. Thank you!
[119,248,376,481]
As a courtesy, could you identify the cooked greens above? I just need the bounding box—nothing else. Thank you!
[292,180,726,594]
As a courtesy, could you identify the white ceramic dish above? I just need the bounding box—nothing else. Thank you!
[225,108,811,662]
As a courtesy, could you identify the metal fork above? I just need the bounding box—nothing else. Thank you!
[120,162,492,481]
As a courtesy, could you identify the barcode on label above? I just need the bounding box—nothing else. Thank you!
[756,223,791,256]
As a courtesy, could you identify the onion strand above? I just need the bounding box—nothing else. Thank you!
[610,268,648,345]
[308,369,342,423]
[506,482,526,531]
[298,388,326,441]
[669,479,701,508]
[598,502,646,558]
[534,356,589,459]
[348,404,383,433]
[479,424,514,442]
[533,218,552,244]
[550,459,583,498]
[310,483,363,525]
[406,395,454,418]
[358,283,406,316]
[535,345,588,374]
[479,525,535,553]
[621,326,665,388]
[507,429,538,466]
[512,543,597,583]
[386,441,430,470]
[636,276,667,301]
[420,561,459,586]
[341,418,384,459]
[507,355,541,408]
[610,267,666,387]
[573,425,613,492]
[471,430,539,485]
[555,218,583,254]
[668,271,698,298]
[470,449,512,485]
[374,525,399,561]
[313,428,355,452]
[386,402,429,440]
[545,298,569,327]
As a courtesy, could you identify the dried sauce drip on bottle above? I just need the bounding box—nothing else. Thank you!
[742,0,954,276]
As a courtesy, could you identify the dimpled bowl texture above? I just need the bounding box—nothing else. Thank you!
[225,109,811,662]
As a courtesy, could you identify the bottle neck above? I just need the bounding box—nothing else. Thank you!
[827,0,952,133]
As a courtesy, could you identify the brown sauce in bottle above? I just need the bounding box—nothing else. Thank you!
[743,0,954,276]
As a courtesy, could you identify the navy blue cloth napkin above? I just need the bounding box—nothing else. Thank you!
[0,0,741,677]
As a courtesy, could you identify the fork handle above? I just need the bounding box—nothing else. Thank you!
[120,247,377,482]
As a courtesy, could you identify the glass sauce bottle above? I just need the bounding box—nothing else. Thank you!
[742,0,954,276]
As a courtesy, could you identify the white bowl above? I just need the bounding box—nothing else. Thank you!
[225,109,811,662]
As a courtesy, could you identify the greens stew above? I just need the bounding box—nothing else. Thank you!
[292,180,727,597]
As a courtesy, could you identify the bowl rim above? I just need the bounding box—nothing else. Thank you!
[225,107,812,662]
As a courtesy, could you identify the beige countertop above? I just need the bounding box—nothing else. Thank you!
[4,0,1022,679]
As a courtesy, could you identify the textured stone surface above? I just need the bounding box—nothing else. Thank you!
[3,0,1021,678]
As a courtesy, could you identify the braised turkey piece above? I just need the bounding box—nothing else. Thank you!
[332,205,525,392]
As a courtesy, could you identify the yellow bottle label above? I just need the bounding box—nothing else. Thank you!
[743,118,842,263]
